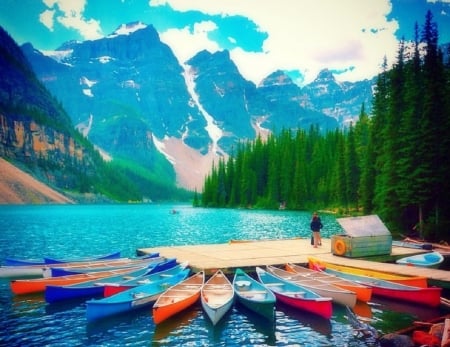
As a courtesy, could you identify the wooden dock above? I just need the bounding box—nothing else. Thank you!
[137,237,450,288]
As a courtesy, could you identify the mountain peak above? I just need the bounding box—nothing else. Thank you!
[260,70,294,87]
[314,68,336,82]
[108,21,147,38]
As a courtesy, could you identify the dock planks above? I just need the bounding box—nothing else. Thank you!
[137,238,450,287]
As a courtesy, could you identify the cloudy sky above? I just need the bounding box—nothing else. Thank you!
[1,0,449,86]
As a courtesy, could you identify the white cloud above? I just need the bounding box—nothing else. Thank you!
[151,0,400,86]
[159,21,221,65]
[39,9,55,31]
[40,0,103,40]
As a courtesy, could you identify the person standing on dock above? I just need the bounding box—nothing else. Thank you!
[310,212,323,248]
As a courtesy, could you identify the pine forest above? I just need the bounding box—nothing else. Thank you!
[199,11,450,240]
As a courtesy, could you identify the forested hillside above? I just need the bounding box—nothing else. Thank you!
[200,11,450,240]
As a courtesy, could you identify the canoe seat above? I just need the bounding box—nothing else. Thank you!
[284,291,305,298]
[235,280,251,291]
[207,284,230,290]
[137,279,151,284]
[265,283,285,287]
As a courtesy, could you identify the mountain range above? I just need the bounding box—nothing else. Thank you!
[19,22,375,192]
[0,22,376,202]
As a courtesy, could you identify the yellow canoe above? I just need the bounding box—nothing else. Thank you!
[308,257,428,288]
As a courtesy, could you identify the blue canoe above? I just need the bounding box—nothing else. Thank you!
[396,251,444,268]
[4,251,121,266]
[45,258,178,303]
[86,268,191,321]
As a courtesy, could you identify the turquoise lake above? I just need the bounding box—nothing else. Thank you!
[0,204,446,346]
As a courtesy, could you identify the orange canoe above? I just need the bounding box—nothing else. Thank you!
[308,257,429,288]
[285,263,372,302]
[10,267,145,295]
[152,271,204,324]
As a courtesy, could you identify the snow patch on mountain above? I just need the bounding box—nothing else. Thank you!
[108,22,147,38]
[41,49,72,62]
[182,64,224,156]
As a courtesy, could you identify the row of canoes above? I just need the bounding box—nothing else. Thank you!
[0,251,161,279]
[3,253,443,327]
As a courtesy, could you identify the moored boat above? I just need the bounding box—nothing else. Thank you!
[396,251,444,268]
[201,269,234,325]
[320,267,442,307]
[44,258,178,303]
[47,255,165,277]
[285,263,372,302]
[256,267,332,319]
[11,266,150,295]
[85,268,190,321]
[233,268,276,322]
[3,251,121,266]
[44,251,122,264]
[1,253,158,279]
[308,256,429,288]
[153,271,205,324]
[103,261,189,297]
[266,265,356,308]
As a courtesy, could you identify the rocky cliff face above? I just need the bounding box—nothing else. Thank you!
[0,27,97,192]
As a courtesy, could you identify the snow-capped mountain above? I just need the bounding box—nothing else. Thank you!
[22,22,375,190]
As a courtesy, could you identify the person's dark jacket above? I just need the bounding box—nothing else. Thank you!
[310,217,323,232]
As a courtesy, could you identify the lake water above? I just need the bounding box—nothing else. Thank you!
[0,204,447,346]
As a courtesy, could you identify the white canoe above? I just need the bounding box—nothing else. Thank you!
[201,270,234,325]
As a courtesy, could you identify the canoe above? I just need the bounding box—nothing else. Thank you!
[201,269,235,325]
[266,265,357,308]
[10,266,150,295]
[44,251,122,264]
[321,267,442,307]
[85,268,190,321]
[308,257,429,288]
[0,253,159,279]
[103,261,189,297]
[285,263,372,302]
[153,271,205,324]
[3,251,121,266]
[396,251,444,268]
[256,267,332,319]
[233,268,276,322]
[47,255,166,277]
[44,258,179,303]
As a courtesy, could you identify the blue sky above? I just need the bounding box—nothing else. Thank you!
[0,0,449,86]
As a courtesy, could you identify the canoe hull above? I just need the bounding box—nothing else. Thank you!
[153,272,204,324]
[44,266,153,303]
[3,251,121,267]
[267,265,356,308]
[285,263,372,302]
[11,267,145,295]
[201,270,234,325]
[256,267,332,320]
[233,268,276,322]
[86,269,190,321]
[396,251,444,269]
[324,268,442,307]
[274,292,332,319]
[102,260,184,298]
[308,257,428,288]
